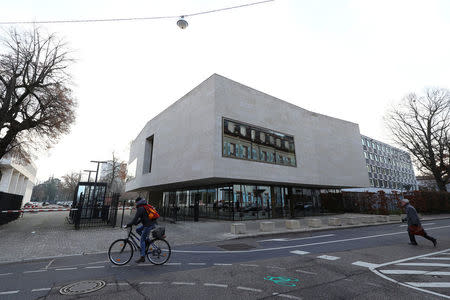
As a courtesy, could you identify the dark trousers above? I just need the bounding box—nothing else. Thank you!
[408,229,435,244]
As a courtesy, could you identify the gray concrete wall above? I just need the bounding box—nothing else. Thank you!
[126,76,217,191]
[126,74,369,192]
[212,75,368,188]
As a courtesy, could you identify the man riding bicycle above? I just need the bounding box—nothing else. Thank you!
[125,197,157,263]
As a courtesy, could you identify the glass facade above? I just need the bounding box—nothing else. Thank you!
[222,118,296,167]
[161,184,322,221]
[361,135,418,190]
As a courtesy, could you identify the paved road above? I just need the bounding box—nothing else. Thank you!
[1,219,449,299]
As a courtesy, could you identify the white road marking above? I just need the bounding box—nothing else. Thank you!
[290,250,310,255]
[380,270,450,275]
[405,282,450,288]
[172,282,195,285]
[0,273,12,276]
[172,225,450,254]
[371,248,450,299]
[317,255,340,261]
[267,266,286,269]
[214,263,232,266]
[139,282,163,285]
[32,288,51,292]
[0,290,19,295]
[107,282,129,286]
[237,286,262,292]
[240,264,259,267]
[420,257,450,261]
[273,292,302,299]
[24,270,47,273]
[295,269,317,275]
[85,266,105,269]
[258,234,334,243]
[44,259,54,270]
[396,263,450,267]
[166,263,181,266]
[204,283,228,288]
[55,267,77,271]
[400,223,435,227]
[188,263,206,265]
[352,261,379,268]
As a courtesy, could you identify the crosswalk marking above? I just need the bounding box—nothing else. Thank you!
[317,255,340,261]
[396,263,450,267]
[405,282,450,288]
[290,250,310,255]
[352,261,379,268]
[380,270,450,276]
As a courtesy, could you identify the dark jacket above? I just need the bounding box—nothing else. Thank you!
[405,203,421,226]
[127,199,156,227]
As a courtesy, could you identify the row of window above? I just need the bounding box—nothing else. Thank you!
[370,179,417,190]
[223,140,296,166]
[223,118,297,167]
[224,119,295,154]
[366,165,415,180]
[364,151,413,172]
[361,137,411,162]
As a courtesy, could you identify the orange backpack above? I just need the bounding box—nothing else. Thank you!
[144,204,160,220]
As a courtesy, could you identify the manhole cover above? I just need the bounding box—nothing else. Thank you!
[59,280,106,295]
[217,243,255,251]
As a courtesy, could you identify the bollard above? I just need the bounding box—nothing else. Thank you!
[260,221,275,232]
[231,223,246,234]
[328,218,342,226]
[285,220,300,229]
[308,218,322,228]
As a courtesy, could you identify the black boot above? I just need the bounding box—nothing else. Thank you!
[135,256,145,263]
[432,238,437,247]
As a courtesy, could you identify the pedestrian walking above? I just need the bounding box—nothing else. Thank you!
[401,199,437,247]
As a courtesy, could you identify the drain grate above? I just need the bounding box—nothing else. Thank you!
[59,280,106,295]
[217,243,255,251]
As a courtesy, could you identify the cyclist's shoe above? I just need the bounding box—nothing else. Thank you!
[135,256,145,263]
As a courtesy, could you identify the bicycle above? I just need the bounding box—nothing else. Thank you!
[108,225,171,265]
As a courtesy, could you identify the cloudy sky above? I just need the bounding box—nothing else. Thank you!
[1,0,450,182]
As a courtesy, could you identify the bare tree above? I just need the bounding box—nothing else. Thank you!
[101,152,127,194]
[0,28,76,162]
[61,171,80,200]
[385,88,450,191]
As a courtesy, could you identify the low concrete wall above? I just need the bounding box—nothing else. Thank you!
[260,221,275,232]
[377,215,389,222]
[231,223,246,234]
[328,218,342,226]
[285,220,300,229]
[308,219,322,228]
[389,215,401,222]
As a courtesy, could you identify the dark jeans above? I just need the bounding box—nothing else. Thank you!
[408,229,435,244]
[136,224,155,257]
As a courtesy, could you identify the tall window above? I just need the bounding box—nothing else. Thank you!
[144,135,154,173]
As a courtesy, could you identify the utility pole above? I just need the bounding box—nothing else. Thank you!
[90,160,107,205]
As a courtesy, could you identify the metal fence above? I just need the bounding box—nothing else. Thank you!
[69,193,120,229]
[0,192,23,225]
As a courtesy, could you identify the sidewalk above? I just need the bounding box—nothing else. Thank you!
[0,211,449,264]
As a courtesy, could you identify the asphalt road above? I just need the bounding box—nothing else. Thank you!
[1,218,449,299]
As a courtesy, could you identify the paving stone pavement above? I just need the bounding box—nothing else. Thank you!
[0,210,449,263]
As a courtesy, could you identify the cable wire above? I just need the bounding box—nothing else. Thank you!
[0,0,274,25]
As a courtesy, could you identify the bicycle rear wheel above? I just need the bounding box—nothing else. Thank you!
[147,239,171,265]
[108,239,133,265]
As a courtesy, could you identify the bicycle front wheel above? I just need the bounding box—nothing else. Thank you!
[108,239,133,265]
[147,239,171,265]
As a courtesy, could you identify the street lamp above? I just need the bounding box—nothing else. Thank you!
[177,16,188,29]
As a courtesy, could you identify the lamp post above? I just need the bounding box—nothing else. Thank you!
[90,161,107,205]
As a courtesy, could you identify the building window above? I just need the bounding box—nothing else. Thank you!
[223,118,296,167]
[144,135,154,173]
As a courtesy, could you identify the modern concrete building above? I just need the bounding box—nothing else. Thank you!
[126,74,369,220]
[0,154,37,205]
[360,135,418,192]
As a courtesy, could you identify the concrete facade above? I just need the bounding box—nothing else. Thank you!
[126,74,369,199]
[0,155,37,204]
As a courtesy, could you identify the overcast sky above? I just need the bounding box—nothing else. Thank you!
[2,0,450,182]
